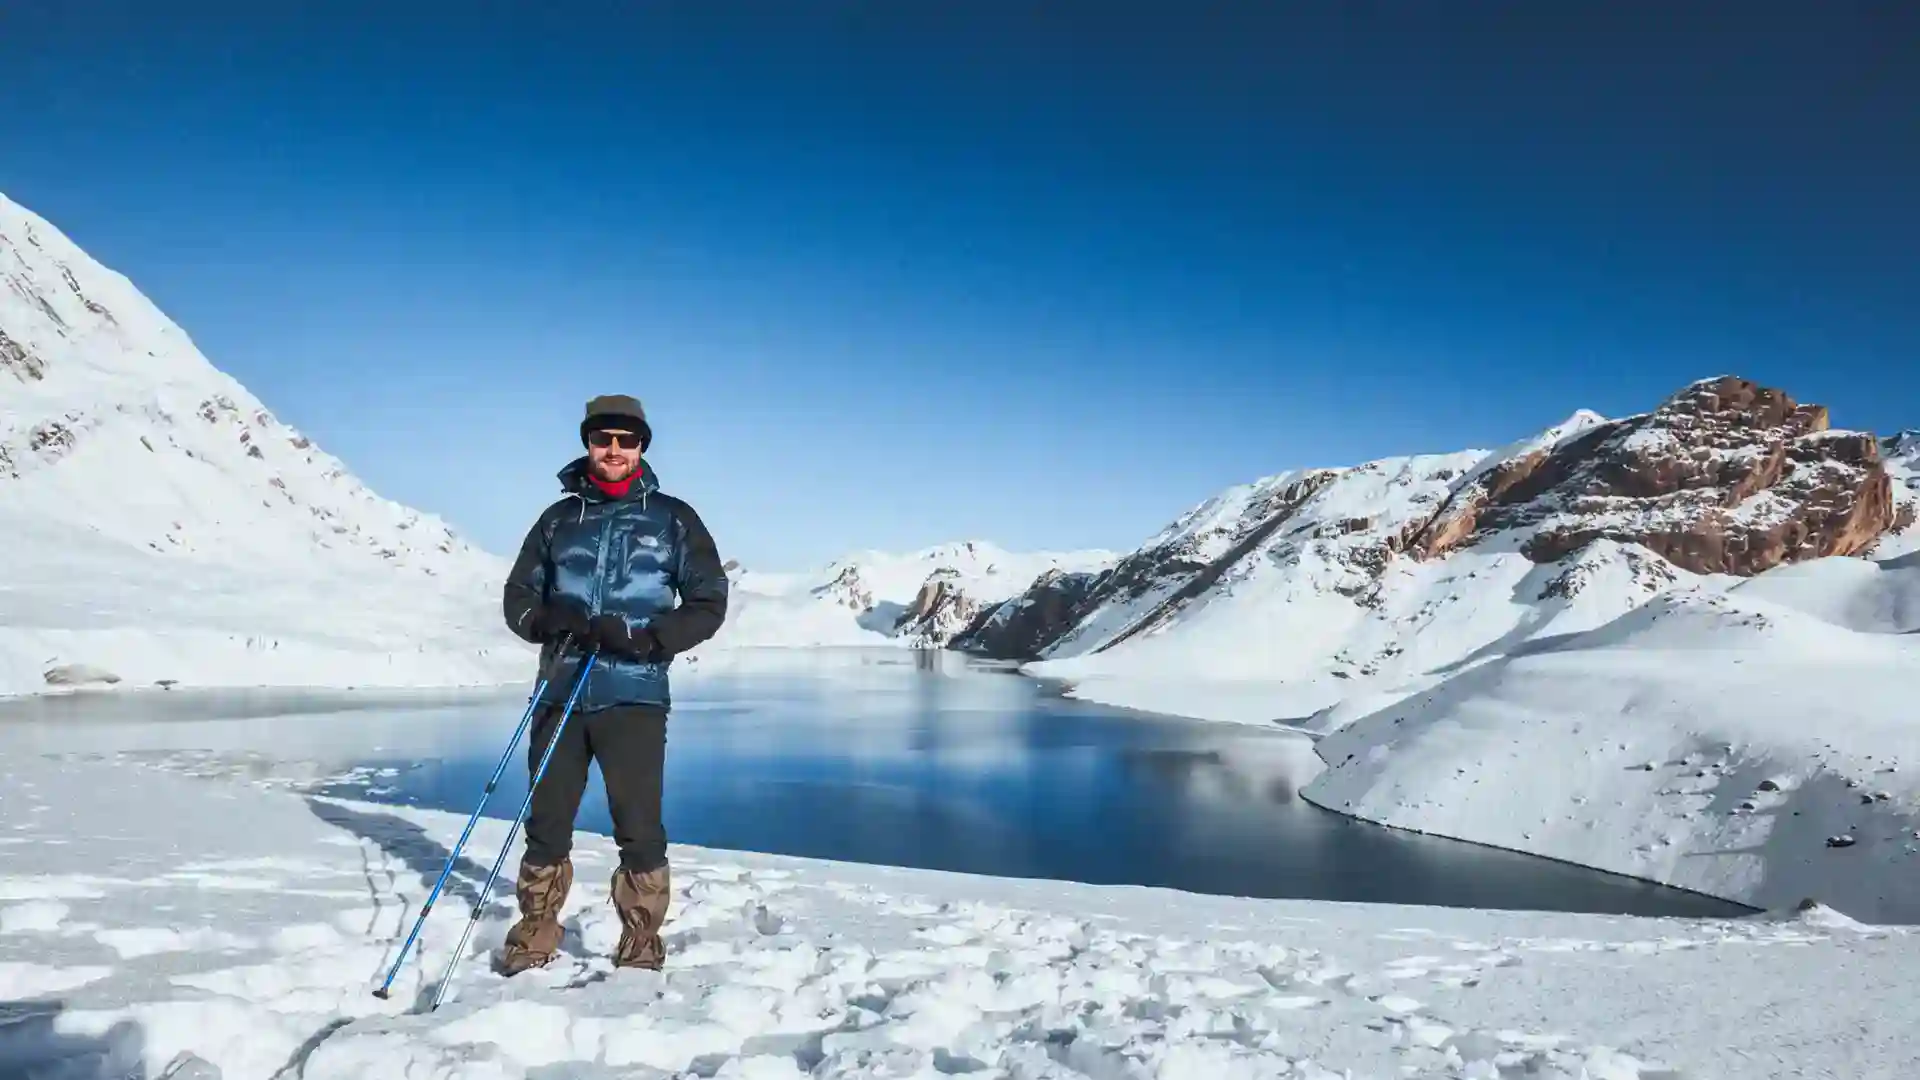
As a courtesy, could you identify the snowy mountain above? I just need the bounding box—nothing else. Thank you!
[716,540,1117,649]
[971,374,1918,919]
[0,191,528,693]
[980,377,1896,707]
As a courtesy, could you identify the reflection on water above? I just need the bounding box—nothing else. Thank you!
[0,648,1748,917]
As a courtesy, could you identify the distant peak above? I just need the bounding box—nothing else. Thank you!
[1534,408,1609,444]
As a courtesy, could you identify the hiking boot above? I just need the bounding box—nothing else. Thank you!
[499,857,573,975]
[610,863,671,970]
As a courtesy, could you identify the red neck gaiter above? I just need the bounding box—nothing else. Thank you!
[589,468,638,499]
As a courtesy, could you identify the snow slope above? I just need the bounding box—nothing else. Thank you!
[1302,577,1920,923]
[5,749,1914,1079]
[719,541,1116,649]
[0,191,532,695]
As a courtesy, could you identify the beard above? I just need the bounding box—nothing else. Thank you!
[590,456,638,483]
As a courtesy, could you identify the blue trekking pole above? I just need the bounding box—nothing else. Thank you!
[431,648,599,1010]
[371,634,579,1001]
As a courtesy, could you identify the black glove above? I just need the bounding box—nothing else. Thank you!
[587,613,664,662]
[530,597,593,646]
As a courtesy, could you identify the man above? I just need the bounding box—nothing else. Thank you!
[497,394,729,974]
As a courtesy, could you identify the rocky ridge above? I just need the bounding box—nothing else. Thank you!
[960,377,1904,666]
[1407,376,1891,573]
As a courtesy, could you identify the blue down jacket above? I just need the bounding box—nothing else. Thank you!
[502,456,729,711]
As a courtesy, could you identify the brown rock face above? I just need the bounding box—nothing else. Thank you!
[895,575,986,645]
[1404,445,1562,560]
[1414,376,1894,576]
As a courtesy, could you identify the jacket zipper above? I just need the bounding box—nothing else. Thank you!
[591,507,616,614]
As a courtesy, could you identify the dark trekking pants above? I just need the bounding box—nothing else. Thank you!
[521,703,668,873]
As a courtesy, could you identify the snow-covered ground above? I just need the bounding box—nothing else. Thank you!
[1303,555,1920,924]
[0,509,532,696]
[5,750,1914,1080]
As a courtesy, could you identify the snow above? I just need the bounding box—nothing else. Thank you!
[1876,431,1920,561]
[1132,576,1920,924]
[5,748,1917,1079]
[0,191,533,697]
[1728,553,1920,635]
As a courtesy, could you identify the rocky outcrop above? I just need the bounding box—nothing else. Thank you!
[894,572,989,647]
[1409,377,1894,576]
[0,327,43,382]
[811,565,874,612]
[951,568,1111,660]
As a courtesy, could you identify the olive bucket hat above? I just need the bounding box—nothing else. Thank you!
[580,394,652,452]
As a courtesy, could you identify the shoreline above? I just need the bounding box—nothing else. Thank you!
[1033,667,1799,917]
[1294,783,1765,918]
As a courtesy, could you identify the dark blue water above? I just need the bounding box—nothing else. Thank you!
[293,649,1745,917]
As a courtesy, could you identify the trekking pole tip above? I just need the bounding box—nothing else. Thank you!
[371,987,391,1000]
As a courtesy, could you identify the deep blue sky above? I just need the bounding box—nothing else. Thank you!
[2,3,1915,569]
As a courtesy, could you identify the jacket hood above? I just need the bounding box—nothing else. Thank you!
[557,455,661,501]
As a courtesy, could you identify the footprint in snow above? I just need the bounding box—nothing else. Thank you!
[912,923,978,947]
[750,904,786,936]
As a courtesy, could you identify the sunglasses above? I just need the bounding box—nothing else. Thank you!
[586,430,643,450]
